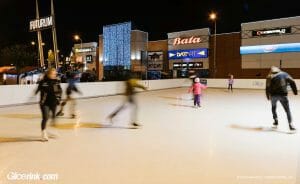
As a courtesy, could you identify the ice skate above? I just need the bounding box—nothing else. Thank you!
[71,114,76,119]
[272,119,278,129]
[56,111,64,116]
[131,122,141,127]
[41,130,49,142]
[107,114,115,125]
[289,123,297,133]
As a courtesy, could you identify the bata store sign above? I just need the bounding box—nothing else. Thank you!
[172,36,202,46]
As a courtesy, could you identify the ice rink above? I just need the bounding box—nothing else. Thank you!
[0,87,299,184]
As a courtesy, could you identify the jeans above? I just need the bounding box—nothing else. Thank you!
[271,95,292,123]
[228,84,233,91]
[194,94,200,106]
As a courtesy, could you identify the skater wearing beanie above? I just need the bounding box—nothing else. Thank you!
[266,66,298,132]
[188,77,207,108]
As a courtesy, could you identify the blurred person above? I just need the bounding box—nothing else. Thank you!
[56,70,82,118]
[108,77,147,127]
[266,66,298,132]
[188,77,207,108]
[35,68,62,141]
[228,74,234,92]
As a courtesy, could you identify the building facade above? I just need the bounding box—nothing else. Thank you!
[72,42,98,72]
[98,25,148,80]
[168,28,210,78]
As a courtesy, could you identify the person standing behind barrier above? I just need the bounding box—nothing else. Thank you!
[108,77,147,127]
[266,66,298,132]
[56,70,82,118]
[35,68,62,141]
[188,77,207,108]
[228,74,234,92]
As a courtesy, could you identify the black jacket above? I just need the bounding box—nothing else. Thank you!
[266,71,298,99]
[35,77,62,106]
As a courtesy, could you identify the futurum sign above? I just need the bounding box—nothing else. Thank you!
[168,48,208,60]
[29,16,53,32]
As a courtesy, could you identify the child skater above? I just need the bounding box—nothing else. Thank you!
[228,74,234,92]
[188,77,207,108]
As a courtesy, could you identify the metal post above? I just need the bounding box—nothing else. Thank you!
[51,0,59,69]
[36,0,44,68]
[80,39,84,71]
[280,59,282,69]
[213,20,217,78]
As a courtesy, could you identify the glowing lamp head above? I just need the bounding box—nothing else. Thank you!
[209,13,217,20]
[74,35,80,40]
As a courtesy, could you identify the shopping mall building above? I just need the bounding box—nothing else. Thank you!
[94,16,300,80]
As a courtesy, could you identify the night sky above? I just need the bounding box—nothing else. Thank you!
[0,0,299,55]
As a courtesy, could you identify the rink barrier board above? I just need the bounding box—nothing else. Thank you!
[0,79,299,107]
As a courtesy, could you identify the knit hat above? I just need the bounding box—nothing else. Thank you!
[270,66,281,73]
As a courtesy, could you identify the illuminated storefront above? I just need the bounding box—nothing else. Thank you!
[168,28,210,78]
[241,16,300,69]
[72,42,98,72]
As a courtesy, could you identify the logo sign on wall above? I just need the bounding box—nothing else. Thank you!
[240,43,300,55]
[172,36,202,46]
[148,52,163,61]
[147,51,163,70]
[29,16,53,32]
[75,48,93,53]
[168,49,208,60]
[86,55,93,63]
[252,27,291,37]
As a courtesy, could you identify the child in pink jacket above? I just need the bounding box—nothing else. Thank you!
[188,77,207,108]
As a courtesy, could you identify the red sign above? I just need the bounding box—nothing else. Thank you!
[173,36,202,46]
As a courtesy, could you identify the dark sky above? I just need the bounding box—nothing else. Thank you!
[0,0,299,55]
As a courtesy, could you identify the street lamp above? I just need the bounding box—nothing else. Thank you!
[209,12,217,78]
[31,41,36,46]
[74,35,83,49]
[73,34,84,71]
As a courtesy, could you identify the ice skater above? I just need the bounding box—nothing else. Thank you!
[108,77,147,127]
[228,74,234,92]
[35,68,62,141]
[56,70,82,118]
[266,66,298,132]
[188,77,207,108]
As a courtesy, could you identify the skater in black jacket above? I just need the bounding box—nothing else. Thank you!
[35,68,62,141]
[266,66,298,132]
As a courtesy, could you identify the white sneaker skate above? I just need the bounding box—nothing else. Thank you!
[41,130,48,141]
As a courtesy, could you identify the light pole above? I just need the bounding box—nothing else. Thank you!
[74,35,84,71]
[209,12,217,78]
